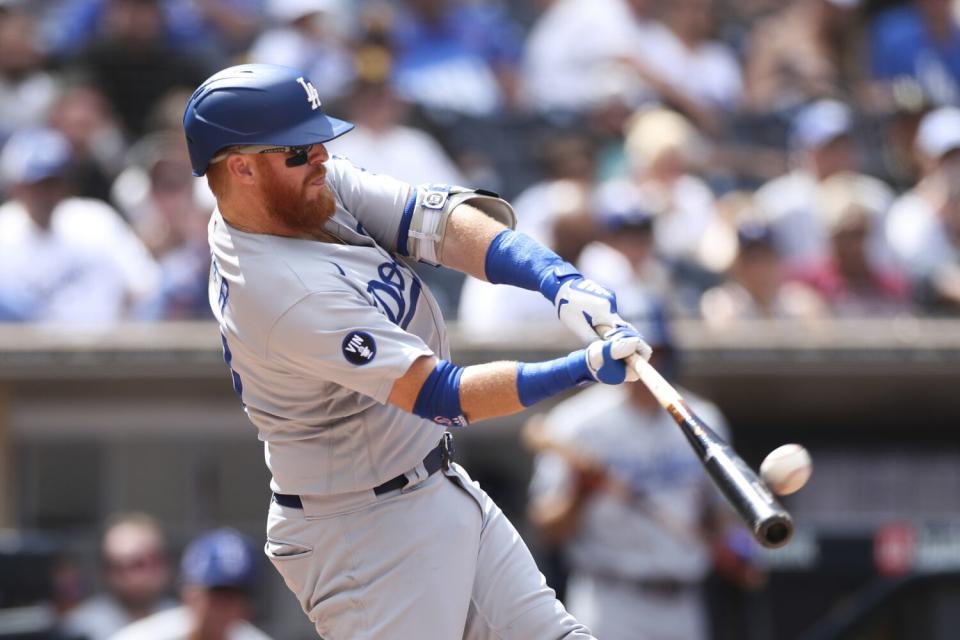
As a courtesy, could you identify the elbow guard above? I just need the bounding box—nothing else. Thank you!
[413,360,469,428]
[399,184,517,266]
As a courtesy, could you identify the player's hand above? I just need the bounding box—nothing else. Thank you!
[583,327,643,384]
[554,276,652,360]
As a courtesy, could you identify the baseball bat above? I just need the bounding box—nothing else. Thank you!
[597,325,794,549]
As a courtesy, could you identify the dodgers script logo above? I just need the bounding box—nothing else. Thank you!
[367,261,421,330]
[296,76,322,110]
[342,331,376,365]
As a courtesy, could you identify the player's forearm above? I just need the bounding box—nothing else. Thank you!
[459,361,526,420]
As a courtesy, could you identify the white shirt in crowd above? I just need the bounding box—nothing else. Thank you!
[522,0,661,112]
[62,594,177,640]
[110,605,271,640]
[0,197,159,324]
[634,25,743,111]
[885,189,958,278]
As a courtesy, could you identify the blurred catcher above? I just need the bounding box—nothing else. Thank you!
[526,298,761,640]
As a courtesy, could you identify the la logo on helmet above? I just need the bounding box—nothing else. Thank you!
[296,77,321,110]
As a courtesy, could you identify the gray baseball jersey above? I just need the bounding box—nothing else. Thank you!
[208,157,447,496]
[530,383,729,581]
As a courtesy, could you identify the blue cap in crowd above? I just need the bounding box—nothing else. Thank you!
[594,181,656,232]
[0,127,73,186]
[790,100,853,151]
[181,528,258,591]
[736,221,776,249]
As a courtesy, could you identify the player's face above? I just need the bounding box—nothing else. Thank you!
[256,144,336,239]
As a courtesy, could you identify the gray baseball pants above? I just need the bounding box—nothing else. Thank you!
[265,463,595,639]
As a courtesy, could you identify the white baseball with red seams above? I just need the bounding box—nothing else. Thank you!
[760,444,813,495]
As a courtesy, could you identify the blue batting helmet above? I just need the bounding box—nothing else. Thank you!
[182,63,354,176]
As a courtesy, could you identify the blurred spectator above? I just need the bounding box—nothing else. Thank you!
[0,128,158,324]
[635,0,744,132]
[700,216,827,326]
[576,184,678,314]
[0,6,59,142]
[791,172,910,316]
[48,83,127,203]
[326,77,465,185]
[112,528,270,640]
[521,0,661,116]
[458,135,596,332]
[754,99,894,267]
[69,0,208,137]
[594,107,719,299]
[527,300,756,640]
[247,0,355,102]
[61,513,175,640]
[744,0,866,114]
[873,78,930,189]
[869,0,960,108]
[111,133,214,319]
[525,0,742,132]
[387,0,524,116]
[886,106,960,311]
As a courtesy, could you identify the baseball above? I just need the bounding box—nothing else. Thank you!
[760,444,812,495]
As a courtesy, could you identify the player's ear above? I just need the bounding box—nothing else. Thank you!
[225,154,256,185]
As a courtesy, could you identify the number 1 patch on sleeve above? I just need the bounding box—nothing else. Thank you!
[342,331,377,365]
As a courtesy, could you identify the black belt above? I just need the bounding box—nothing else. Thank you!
[273,433,455,509]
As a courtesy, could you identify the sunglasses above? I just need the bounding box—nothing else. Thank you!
[210,144,314,168]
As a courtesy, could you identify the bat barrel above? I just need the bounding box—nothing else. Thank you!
[702,447,794,549]
[596,326,797,549]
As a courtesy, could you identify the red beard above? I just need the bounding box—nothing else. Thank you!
[259,159,336,240]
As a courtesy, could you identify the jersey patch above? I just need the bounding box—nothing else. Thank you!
[342,331,377,365]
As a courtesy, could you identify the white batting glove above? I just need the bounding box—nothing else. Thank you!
[583,327,643,384]
[555,277,653,361]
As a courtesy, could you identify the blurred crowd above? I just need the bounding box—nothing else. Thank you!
[2,0,960,326]
[41,515,270,639]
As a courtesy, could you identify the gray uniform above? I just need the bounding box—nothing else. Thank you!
[209,158,593,639]
[530,383,729,640]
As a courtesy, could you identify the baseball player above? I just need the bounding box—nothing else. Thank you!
[182,63,652,640]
